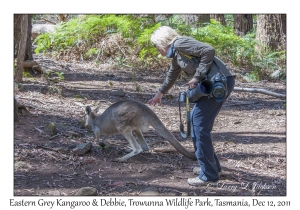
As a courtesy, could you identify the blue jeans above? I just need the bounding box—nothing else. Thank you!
[191,76,235,182]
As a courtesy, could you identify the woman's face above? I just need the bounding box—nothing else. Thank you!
[156,45,168,57]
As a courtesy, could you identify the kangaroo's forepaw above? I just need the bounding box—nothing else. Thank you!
[99,142,106,148]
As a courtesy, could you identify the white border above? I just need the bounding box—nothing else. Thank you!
[1,0,298,209]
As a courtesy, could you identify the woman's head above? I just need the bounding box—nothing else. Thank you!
[151,26,179,56]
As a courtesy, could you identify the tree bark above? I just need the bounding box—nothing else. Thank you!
[25,15,33,61]
[210,14,226,25]
[15,15,29,83]
[234,14,253,35]
[59,14,69,22]
[14,14,33,63]
[281,14,286,35]
[14,97,19,122]
[256,14,286,52]
[14,15,22,59]
[183,14,210,27]
[14,97,28,122]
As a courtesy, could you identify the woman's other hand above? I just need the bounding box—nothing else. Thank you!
[188,78,199,89]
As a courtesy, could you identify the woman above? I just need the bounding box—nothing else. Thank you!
[147,26,235,186]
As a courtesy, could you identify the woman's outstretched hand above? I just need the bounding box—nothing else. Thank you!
[147,92,163,106]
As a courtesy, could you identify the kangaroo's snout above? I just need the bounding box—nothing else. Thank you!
[85,115,92,129]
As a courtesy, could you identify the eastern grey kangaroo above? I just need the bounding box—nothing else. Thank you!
[85,99,196,162]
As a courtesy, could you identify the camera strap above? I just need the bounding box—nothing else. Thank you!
[178,93,191,139]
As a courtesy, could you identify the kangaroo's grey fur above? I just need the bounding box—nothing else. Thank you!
[85,99,196,162]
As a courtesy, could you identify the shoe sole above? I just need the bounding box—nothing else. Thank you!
[193,171,223,176]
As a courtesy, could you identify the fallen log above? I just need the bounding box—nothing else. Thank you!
[233,87,286,99]
[22,61,45,73]
[22,61,38,68]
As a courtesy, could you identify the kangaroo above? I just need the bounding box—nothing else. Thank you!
[85,99,196,162]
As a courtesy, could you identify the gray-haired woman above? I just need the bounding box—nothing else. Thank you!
[148,26,235,186]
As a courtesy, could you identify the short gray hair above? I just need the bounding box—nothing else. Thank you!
[151,26,179,48]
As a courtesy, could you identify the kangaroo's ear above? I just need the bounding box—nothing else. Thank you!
[85,106,92,115]
[94,105,101,114]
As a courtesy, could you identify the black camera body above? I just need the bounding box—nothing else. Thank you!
[179,73,228,103]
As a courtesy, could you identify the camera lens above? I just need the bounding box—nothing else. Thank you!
[213,85,225,98]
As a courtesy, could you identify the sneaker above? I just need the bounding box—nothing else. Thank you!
[187,176,218,186]
[193,167,223,176]
[193,167,201,174]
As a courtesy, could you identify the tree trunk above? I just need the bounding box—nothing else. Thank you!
[184,14,210,27]
[256,14,286,52]
[210,14,226,25]
[197,14,210,25]
[14,15,22,59]
[15,14,29,82]
[59,14,69,22]
[14,97,19,122]
[281,14,286,35]
[24,15,34,73]
[14,14,32,62]
[134,14,156,23]
[25,15,33,61]
[234,14,253,35]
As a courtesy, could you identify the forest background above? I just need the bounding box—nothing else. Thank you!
[15,14,286,84]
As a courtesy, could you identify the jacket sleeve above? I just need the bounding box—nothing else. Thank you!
[159,57,181,94]
[174,37,215,81]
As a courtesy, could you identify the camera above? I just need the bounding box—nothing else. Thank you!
[179,91,187,103]
[179,73,228,103]
[211,73,228,102]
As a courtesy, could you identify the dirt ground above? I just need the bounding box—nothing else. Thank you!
[14,57,286,196]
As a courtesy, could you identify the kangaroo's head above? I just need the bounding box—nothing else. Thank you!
[85,106,98,128]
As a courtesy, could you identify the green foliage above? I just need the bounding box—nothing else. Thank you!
[34,33,52,54]
[131,75,136,83]
[137,23,161,59]
[22,71,33,78]
[53,72,64,81]
[224,15,234,28]
[85,48,99,58]
[115,56,128,67]
[192,19,257,67]
[43,70,64,84]
[166,94,174,100]
[34,14,286,82]
[253,50,286,71]
[131,74,142,92]
[35,15,157,54]
[73,94,84,99]
[136,85,142,92]
[166,17,285,79]
[243,70,260,82]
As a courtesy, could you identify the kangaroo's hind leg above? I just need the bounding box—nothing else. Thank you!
[113,130,143,162]
[133,130,149,151]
